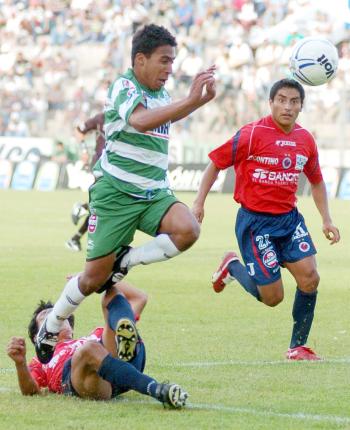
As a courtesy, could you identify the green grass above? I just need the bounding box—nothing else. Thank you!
[0,190,349,430]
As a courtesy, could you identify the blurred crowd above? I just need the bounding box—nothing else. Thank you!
[1,0,350,157]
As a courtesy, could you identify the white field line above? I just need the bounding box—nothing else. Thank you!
[157,357,350,368]
[117,398,350,425]
[1,357,349,374]
[0,384,349,425]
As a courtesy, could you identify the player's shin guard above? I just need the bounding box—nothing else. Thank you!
[125,234,180,268]
[46,275,86,333]
[98,354,157,397]
[228,260,261,300]
[290,287,317,348]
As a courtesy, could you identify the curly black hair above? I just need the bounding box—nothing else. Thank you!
[131,24,177,66]
[28,300,75,345]
[269,78,305,106]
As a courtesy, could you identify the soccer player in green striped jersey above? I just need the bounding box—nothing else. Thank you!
[36,24,216,364]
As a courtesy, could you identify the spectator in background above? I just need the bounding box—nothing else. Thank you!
[51,141,68,164]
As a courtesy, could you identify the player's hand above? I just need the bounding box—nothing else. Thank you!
[322,222,340,244]
[7,337,27,365]
[192,202,205,224]
[188,65,217,106]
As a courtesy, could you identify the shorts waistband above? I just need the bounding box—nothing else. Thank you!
[240,205,296,217]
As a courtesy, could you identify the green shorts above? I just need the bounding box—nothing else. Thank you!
[86,175,179,260]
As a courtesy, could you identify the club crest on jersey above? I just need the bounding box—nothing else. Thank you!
[299,241,310,252]
[295,154,308,171]
[88,214,98,233]
[275,140,296,147]
[262,250,278,268]
[282,157,292,169]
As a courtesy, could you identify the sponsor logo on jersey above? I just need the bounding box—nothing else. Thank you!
[292,222,309,240]
[282,157,292,169]
[87,239,94,250]
[153,122,170,136]
[275,140,296,147]
[256,234,271,250]
[295,154,308,171]
[252,168,299,184]
[248,155,279,165]
[88,214,98,233]
[299,241,310,252]
[262,250,278,268]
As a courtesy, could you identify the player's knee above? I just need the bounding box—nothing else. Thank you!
[75,342,106,368]
[263,292,284,307]
[299,269,320,293]
[180,218,200,247]
[80,273,110,295]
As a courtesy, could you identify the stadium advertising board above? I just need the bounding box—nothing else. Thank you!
[1,147,350,198]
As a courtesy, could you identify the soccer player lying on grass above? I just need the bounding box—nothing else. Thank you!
[7,281,188,408]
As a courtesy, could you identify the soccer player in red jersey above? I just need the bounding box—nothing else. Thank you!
[7,281,187,407]
[192,79,340,360]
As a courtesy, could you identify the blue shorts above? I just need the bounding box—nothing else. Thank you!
[61,341,146,398]
[235,207,316,286]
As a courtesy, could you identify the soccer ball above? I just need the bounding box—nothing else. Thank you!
[289,37,338,86]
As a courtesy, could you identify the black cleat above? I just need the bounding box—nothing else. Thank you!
[35,319,59,364]
[155,383,188,409]
[111,246,132,282]
[65,238,81,252]
[71,202,88,225]
[116,318,139,361]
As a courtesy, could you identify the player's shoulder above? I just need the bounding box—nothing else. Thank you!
[111,70,139,94]
[293,123,316,143]
[237,117,270,140]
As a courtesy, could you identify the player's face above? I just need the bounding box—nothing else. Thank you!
[36,309,73,342]
[135,45,176,91]
[269,87,302,133]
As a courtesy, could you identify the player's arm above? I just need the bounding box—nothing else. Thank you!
[129,68,216,132]
[7,337,41,396]
[192,161,221,223]
[77,113,104,134]
[310,180,340,244]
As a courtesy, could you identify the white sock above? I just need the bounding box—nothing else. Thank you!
[46,275,86,333]
[123,234,181,268]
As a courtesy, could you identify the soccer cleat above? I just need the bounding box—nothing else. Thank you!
[71,202,89,225]
[65,238,81,252]
[286,346,321,361]
[111,246,132,283]
[115,318,139,361]
[155,383,188,409]
[35,319,59,364]
[211,251,239,293]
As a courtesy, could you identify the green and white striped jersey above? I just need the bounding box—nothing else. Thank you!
[100,68,172,199]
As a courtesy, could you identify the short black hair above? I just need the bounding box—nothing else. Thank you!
[28,300,75,345]
[269,78,305,106]
[131,24,177,66]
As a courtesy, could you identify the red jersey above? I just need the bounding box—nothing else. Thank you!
[209,115,323,214]
[28,327,103,394]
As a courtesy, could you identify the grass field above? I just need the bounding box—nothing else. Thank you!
[0,190,349,430]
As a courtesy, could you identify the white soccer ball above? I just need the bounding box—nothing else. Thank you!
[289,37,338,86]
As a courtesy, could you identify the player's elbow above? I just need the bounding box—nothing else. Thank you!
[128,116,149,133]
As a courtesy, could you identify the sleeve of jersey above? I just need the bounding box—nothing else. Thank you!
[209,129,247,169]
[28,358,48,388]
[303,140,323,184]
[112,79,144,123]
